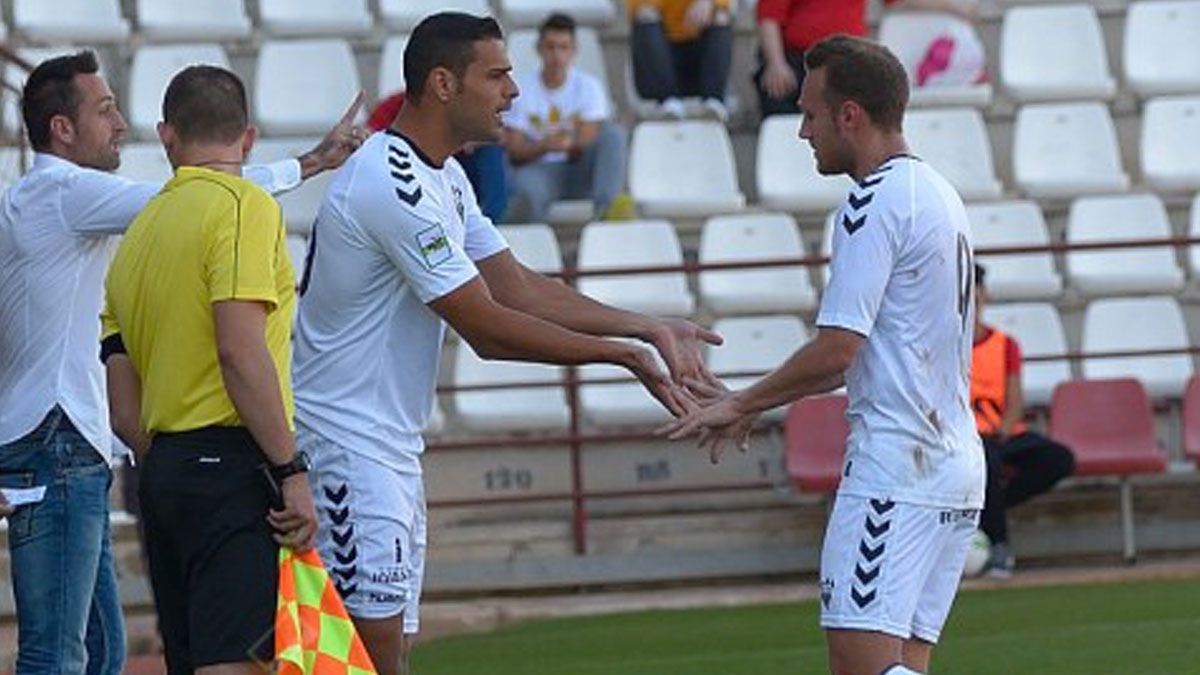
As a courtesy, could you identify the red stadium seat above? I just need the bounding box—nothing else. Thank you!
[1049,378,1167,562]
[1049,378,1167,476]
[1183,376,1200,467]
[784,394,848,494]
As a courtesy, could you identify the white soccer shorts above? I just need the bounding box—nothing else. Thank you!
[819,494,978,643]
[300,427,427,634]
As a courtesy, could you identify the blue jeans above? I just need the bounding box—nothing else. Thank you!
[508,122,628,222]
[0,408,125,675]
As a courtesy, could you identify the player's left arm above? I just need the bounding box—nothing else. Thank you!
[476,250,722,384]
[295,91,367,179]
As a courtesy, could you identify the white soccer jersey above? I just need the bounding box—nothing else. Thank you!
[292,131,508,474]
[816,155,984,509]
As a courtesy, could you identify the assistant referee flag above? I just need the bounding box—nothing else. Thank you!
[276,548,377,674]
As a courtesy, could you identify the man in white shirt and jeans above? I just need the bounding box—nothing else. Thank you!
[662,36,984,675]
[0,51,362,675]
[504,12,627,222]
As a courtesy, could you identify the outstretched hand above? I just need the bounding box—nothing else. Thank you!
[621,344,692,419]
[645,318,723,387]
[300,91,368,178]
[658,377,759,464]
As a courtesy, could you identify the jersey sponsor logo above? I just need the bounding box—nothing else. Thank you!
[416,224,452,269]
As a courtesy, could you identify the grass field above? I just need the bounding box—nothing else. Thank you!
[412,579,1200,674]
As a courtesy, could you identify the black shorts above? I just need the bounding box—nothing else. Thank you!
[139,426,278,673]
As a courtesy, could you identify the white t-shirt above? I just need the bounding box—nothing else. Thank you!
[816,155,985,509]
[292,130,508,474]
[505,67,609,164]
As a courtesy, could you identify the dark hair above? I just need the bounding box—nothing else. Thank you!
[538,12,576,39]
[974,263,986,288]
[804,35,909,132]
[21,50,101,151]
[404,12,504,104]
[161,65,248,144]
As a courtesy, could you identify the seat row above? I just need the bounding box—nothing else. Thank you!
[786,375,1189,560]
[442,288,1195,433]
[8,0,615,43]
[762,98,1200,214]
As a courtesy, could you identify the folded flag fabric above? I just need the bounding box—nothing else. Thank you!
[276,547,377,674]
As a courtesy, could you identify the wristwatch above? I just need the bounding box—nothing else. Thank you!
[270,451,311,483]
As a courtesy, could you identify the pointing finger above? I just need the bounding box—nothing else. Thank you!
[339,90,367,126]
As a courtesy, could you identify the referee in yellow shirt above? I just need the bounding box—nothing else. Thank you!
[100,65,317,674]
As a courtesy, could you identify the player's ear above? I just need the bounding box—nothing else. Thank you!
[430,66,455,103]
[240,125,258,160]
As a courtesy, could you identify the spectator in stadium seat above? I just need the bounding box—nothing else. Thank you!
[627,0,734,121]
[504,12,629,223]
[754,0,977,117]
[0,50,360,675]
[370,91,509,222]
[972,264,1075,577]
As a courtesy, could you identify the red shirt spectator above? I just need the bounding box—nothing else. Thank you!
[756,0,897,54]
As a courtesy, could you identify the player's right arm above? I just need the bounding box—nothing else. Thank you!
[429,279,685,417]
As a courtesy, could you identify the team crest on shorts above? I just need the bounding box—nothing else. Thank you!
[416,224,452,269]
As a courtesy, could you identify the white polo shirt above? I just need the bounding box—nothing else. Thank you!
[293,130,508,475]
[816,155,985,509]
[0,152,301,462]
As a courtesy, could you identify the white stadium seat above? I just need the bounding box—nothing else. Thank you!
[378,35,410,96]
[1190,193,1200,275]
[968,201,1062,301]
[380,0,493,32]
[1125,0,1200,97]
[497,224,562,274]
[13,0,130,42]
[1066,194,1185,296]
[984,303,1072,406]
[699,213,817,315]
[629,121,745,218]
[255,40,362,136]
[577,220,694,316]
[128,44,230,139]
[904,108,1002,201]
[249,137,329,236]
[499,0,616,28]
[285,234,309,285]
[1000,4,1116,102]
[878,11,992,108]
[580,340,671,427]
[256,0,371,37]
[708,315,808,421]
[756,114,853,213]
[1140,95,1200,192]
[117,143,172,184]
[1082,296,1193,399]
[506,28,609,93]
[378,35,410,98]
[136,0,251,41]
[453,344,569,432]
[1012,103,1130,199]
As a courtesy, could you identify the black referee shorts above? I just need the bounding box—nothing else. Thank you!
[139,426,278,673]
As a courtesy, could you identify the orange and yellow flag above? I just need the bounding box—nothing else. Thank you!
[276,548,377,675]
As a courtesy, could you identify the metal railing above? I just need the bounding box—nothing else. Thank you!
[427,234,1200,553]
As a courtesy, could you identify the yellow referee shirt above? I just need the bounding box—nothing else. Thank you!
[101,166,295,434]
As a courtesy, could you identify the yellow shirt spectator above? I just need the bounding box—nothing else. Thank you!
[101,166,295,434]
[628,0,732,42]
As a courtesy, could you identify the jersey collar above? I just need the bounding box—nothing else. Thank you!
[384,129,444,169]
